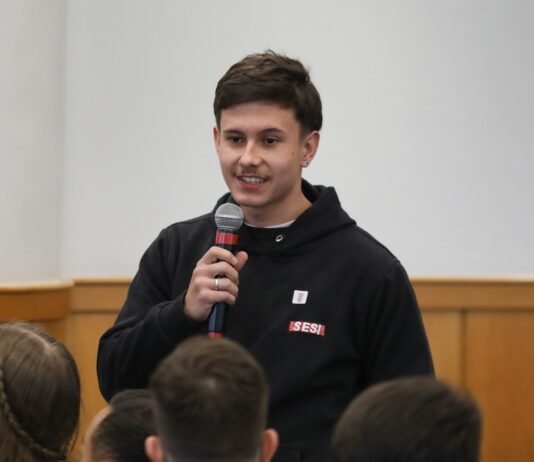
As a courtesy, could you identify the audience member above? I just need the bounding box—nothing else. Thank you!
[332,377,482,462]
[145,336,278,462]
[0,321,81,461]
[81,389,155,462]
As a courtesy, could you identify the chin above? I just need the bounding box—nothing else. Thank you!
[232,198,262,209]
[229,188,255,203]
[230,194,265,209]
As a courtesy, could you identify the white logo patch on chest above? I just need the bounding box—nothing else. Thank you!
[292,290,308,304]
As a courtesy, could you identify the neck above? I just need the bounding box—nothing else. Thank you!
[242,194,311,228]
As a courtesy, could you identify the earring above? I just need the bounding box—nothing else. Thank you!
[302,160,310,168]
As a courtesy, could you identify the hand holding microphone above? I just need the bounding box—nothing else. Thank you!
[208,203,245,337]
[184,204,247,334]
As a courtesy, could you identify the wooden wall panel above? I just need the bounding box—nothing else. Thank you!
[0,281,71,343]
[66,312,118,459]
[413,277,534,310]
[64,279,129,458]
[35,319,67,344]
[70,278,130,311]
[421,311,463,386]
[2,277,534,462]
[465,312,534,462]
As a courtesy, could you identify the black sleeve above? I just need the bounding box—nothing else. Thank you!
[362,261,434,385]
[96,229,202,401]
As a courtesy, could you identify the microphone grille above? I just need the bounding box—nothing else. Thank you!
[214,203,244,231]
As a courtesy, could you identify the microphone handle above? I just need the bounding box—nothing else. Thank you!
[208,230,239,338]
[216,243,237,252]
[208,302,228,338]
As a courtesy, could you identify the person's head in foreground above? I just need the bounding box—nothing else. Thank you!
[81,389,155,462]
[146,336,278,462]
[332,377,482,462]
[0,321,81,461]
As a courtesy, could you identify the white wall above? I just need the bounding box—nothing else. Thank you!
[0,0,66,283]
[5,1,533,281]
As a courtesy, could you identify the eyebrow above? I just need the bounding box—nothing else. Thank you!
[222,128,286,136]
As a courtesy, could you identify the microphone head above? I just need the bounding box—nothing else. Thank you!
[214,203,244,232]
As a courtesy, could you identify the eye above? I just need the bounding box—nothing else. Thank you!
[263,137,279,145]
[226,136,244,144]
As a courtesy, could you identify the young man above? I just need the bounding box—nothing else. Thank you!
[98,50,434,462]
[332,377,482,462]
[145,336,278,462]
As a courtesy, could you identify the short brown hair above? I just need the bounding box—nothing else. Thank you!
[332,377,482,462]
[214,50,322,133]
[149,336,268,462]
[91,389,155,462]
[0,321,81,461]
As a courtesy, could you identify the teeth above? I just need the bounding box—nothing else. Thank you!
[241,176,264,184]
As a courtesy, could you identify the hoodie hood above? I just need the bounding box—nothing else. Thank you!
[213,180,356,257]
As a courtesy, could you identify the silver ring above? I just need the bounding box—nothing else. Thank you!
[214,278,219,291]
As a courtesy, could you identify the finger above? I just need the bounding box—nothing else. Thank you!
[192,259,239,282]
[198,246,238,266]
[189,276,238,307]
[235,251,248,271]
[212,276,239,298]
[208,261,240,284]
[199,291,237,307]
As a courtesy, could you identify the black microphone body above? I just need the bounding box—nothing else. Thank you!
[208,203,244,338]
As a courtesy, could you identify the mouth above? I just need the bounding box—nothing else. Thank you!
[238,175,266,185]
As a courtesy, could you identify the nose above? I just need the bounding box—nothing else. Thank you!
[239,140,261,167]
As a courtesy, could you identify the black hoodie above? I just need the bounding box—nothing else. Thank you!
[97,181,434,462]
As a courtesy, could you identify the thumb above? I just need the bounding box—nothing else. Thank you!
[235,251,248,271]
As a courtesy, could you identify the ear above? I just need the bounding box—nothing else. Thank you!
[260,428,279,462]
[300,130,320,167]
[145,435,165,462]
[213,125,221,154]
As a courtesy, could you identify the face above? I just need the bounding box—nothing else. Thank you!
[214,101,319,227]
[80,407,111,462]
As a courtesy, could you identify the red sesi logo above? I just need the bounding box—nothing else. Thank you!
[288,321,326,337]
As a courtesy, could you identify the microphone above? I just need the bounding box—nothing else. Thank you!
[208,203,244,338]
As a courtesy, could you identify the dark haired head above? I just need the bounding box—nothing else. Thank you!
[148,336,272,462]
[0,321,81,461]
[83,389,154,462]
[214,50,322,135]
[332,377,482,462]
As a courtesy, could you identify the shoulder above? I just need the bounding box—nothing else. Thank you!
[342,224,417,299]
[340,223,400,269]
[353,225,397,259]
[163,212,213,235]
[141,213,214,260]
